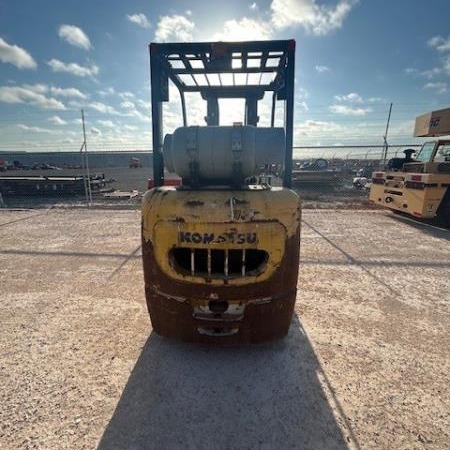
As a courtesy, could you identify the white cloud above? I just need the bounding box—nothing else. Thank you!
[315,65,330,73]
[404,67,417,74]
[118,91,135,99]
[421,67,442,79]
[0,37,37,69]
[98,119,115,128]
[214,18,272,41]
[123,108,151,123]
[329,104,371,115]
[124,125,138,131]
[155,15,195,42]
[50,86,88,99]
[48,115,67,125]
[405,65,443,79]
[333,92,363,103]
[17,124,54,133]
[47,59,99,78]
[91,127,102,135]
[98,87,115,97]
[0,85,66,110]
[295,119,343,140]
[367,97,385,103]
[250,2,258,10]
[58,25,92,50]
[300,120,320,129]
[426,36,450,76]
[22,84,48,94]
[297,87,309,99]
[17,140,42,148]
[136,99,151,109]
[126,13,151,28]
[67,100,83,109]
[423,82,448,94]
[445,57,450,74]
[88,101,119,114]
[296,100,309,111]
[428,36,450,52]
[120,100,135,109]
[271,0,358,35]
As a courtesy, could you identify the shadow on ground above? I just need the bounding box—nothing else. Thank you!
[389,212,450,240]
[97,316,354,450]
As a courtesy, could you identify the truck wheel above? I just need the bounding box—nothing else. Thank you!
[437,190,450,228]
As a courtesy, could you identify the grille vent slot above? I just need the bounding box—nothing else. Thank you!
[170,248,268,278]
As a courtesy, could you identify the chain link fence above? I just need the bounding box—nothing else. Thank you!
[0,143,424,209]
[287,144,424,208]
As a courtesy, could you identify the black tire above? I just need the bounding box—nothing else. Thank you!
[437,190,450,228]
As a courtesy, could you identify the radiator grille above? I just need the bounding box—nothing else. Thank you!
[170,248,268,278]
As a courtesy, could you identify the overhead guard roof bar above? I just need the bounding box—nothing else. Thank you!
[149,40,296,188]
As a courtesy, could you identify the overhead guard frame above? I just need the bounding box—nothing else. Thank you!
[149,40,296,188]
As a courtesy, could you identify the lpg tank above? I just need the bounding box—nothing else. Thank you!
[163,125,284,183]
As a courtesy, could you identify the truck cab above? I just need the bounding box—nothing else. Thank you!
[416,140,450,162]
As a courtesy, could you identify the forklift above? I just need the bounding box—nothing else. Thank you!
[142,40,301,344]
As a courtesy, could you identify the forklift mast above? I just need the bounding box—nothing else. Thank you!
[149,40,296,188]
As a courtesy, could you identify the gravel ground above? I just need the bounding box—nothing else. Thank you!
[0,208,449,450]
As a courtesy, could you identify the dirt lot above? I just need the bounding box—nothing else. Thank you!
[2,166,370,210]
[0,208,449,450]
[1,166,152,195]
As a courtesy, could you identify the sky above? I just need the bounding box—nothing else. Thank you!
[1,0,450,154]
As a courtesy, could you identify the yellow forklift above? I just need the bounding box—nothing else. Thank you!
[369,108,450,226]
[142,40,301,344]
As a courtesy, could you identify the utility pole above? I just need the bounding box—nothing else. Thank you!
[382,103,393,166]
[81,109,92,206]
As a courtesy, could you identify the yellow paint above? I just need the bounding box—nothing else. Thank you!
[369,172,448,217]
[142,187,301,285]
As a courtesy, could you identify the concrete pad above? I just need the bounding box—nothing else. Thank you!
[0,209,448,450]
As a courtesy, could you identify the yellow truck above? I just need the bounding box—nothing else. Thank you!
[142,40,300,345]
[369,108,450,226]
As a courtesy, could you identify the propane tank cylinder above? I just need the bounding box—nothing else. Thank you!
[163,125,285,181]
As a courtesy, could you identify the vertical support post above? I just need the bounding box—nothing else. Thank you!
[190,249,195,276]
[245,96,259,126]
[283,40,295,189]
[382,102,393,166]
[79,142,88,206]
[224,249,229,277]
[206,97,219,125]
[271,92,277,127]
[150,44,165,187]
[81,109,92,206]
[180,90,187,126]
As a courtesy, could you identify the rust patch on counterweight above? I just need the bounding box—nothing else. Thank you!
[142,229,300,345]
